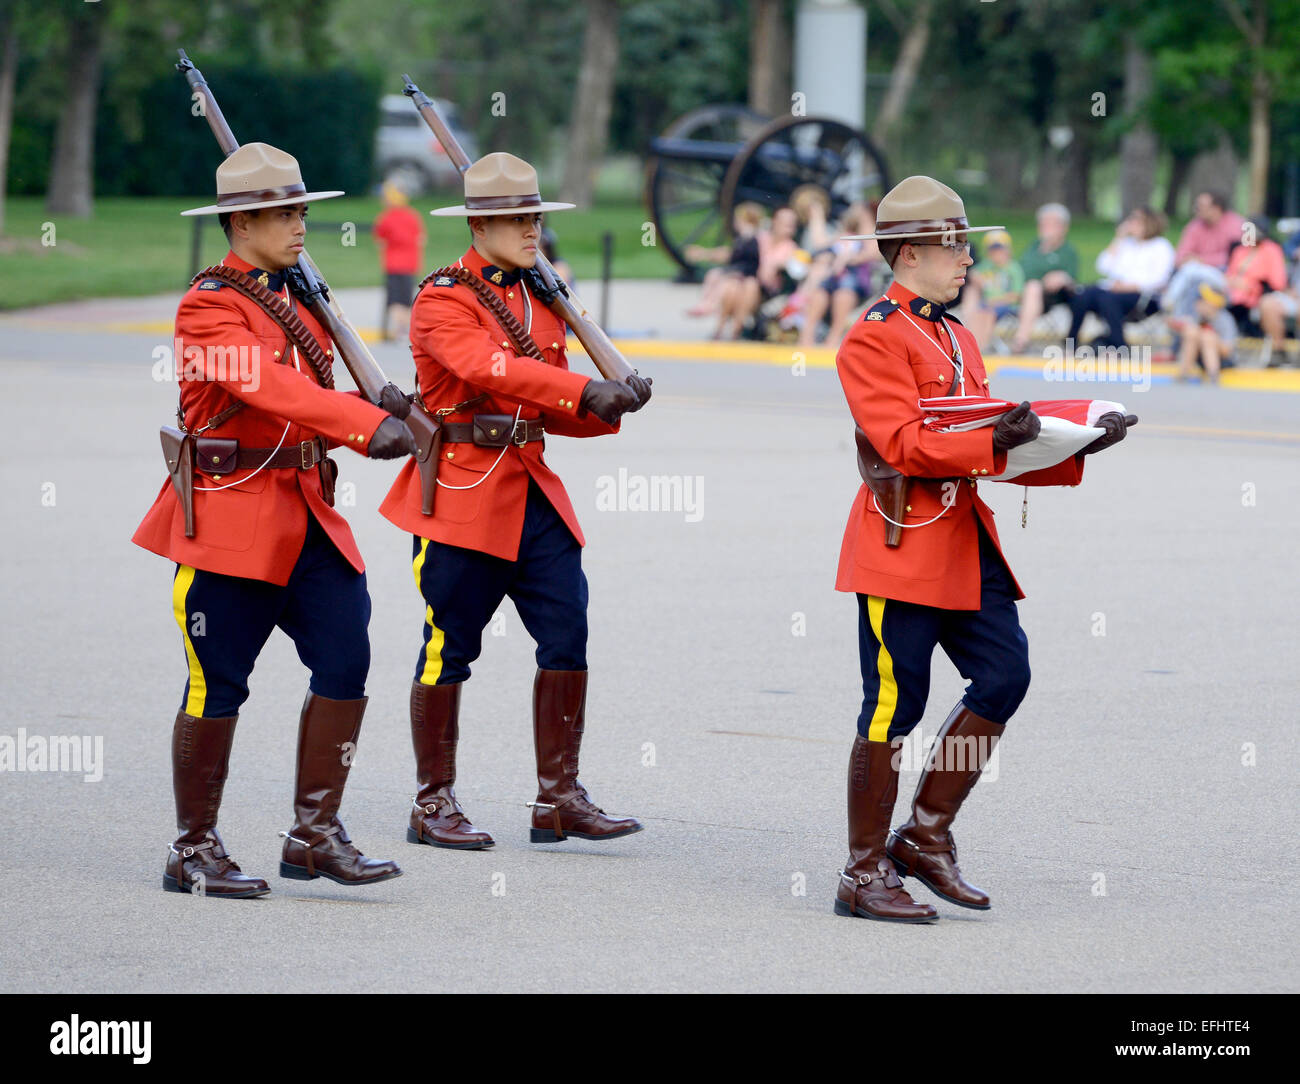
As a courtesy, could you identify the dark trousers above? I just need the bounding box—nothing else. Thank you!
[855,526,1031,742]
[1067,285,1141,348]
[171,514,371,718]
[411,481,588,685]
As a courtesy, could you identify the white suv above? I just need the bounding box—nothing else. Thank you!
[375,94,479,193]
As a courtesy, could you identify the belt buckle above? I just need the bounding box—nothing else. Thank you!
[511,420,529,446]
[300,440,316,469]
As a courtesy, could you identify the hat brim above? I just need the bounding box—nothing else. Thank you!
[180,190,345,217]
[842,224,1005,242]
[430,201,575,217]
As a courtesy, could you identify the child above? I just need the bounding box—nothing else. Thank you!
[1176,283,1235,384]
[962,230,1025,352]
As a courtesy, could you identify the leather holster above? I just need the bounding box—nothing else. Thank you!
[160,425,195,538]
[854,426,908,548]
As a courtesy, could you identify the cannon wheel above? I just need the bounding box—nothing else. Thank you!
[644,104,770,278]
[718,114,891,232]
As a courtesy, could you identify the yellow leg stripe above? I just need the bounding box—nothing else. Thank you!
[866,595,897,743]
[172,565,207,717]
[411,539,445,686]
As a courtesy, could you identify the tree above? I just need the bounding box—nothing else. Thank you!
[870,0,932,151]
[0,6,16,233]
[44,1,105,217]
[562,0,620,209]
[748,0,789,117]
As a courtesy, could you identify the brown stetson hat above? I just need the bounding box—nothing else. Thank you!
[431,152,575,217]
[181,142,343,217]
[841,175,1002,241]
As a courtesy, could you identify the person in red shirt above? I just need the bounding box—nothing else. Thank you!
[380,152,652,850]
[134,143,416,898]
[373,180,426,341]
[830,176,1136,924]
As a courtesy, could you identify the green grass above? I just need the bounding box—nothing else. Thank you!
[0,195,678,311]
[0,195,1175,311]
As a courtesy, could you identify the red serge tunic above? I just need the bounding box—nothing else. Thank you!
[835,282,1085,610]
[379,246,616,560]
[132,251,390,584]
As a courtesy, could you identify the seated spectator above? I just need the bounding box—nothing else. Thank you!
[797,203,881,346]
[1176,283,1235,384]
[1257,243,1300,367]
[685,202,764,318]
[1011,202,1079,353]
[960,229,1024,353]
[1160,190,1245,321]
[1223,218,1288,326]
[715,206,800,340]
[1067,207,1174,349]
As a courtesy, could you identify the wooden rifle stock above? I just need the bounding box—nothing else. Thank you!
[176,49,442,512]
[401,75,637,383]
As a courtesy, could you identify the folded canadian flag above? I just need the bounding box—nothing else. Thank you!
[919,396,1126,481]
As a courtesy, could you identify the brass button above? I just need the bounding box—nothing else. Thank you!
[212,456,221,464]
[502,340,509,348]
[489,427,498,437]
[982,378,989,386]
[348,434,356,441]
[327,350,333,357]
[906,505,912,512]
[273,350,281,359]
[446,451,455,460]
[558,399,566,406]
[980,469,987,475]
[212,474,222,480]
[551,342,559,349]
[565,400,573,408]
[507,291,514,299]
[970,468,978,475]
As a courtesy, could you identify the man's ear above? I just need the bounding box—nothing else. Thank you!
[467,215,485,240]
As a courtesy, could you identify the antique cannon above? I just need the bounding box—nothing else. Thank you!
[644,105,891,277]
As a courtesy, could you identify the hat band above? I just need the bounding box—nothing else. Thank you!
[875,216,970,237]
[464,192,542,211]
[216,183,307,208]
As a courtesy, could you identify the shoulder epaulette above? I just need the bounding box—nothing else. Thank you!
[862,296,899,323]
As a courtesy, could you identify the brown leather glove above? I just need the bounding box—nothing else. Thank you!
[1081,412,1138,455]
[368,416,417,459]
[579,378,639,425]
[379,382,412,419]
[624,372,654,411]
[992,401,1041,451]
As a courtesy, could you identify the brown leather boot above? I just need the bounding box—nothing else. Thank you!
[528,669,642,843]
[163,710,269,898]
[886,701,1005,909]
[279,692,402,885]
[407,681,494,849]
[834,735,937,922]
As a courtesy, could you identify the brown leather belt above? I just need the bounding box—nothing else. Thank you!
[441,418,546,446]
[235,437,328,470]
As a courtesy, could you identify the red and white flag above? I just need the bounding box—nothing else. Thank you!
[919,396,1126,480]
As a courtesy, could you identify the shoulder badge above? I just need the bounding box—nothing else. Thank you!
[863,297,897,323]
[432,275,456,287]
[197,280,223,291]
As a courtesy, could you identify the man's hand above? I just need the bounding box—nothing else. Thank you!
[368,416,417,459]
[624,372,654,411]
[992,401,1041,452]
[379,382,412,419]
[1081,412,1138,455]
[579,378,639,425]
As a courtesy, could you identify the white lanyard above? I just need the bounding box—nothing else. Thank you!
[192,266,294,493]
[892,296,965,395]
[437,260,532,492]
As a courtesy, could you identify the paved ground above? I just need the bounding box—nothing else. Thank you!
[0,282,1297,993]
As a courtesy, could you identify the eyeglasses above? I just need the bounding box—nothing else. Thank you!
[908,240,972,256]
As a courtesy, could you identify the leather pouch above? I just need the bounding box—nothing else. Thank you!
[318,455,338,507]
[194,437,240,476]
[472,414,515,447]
